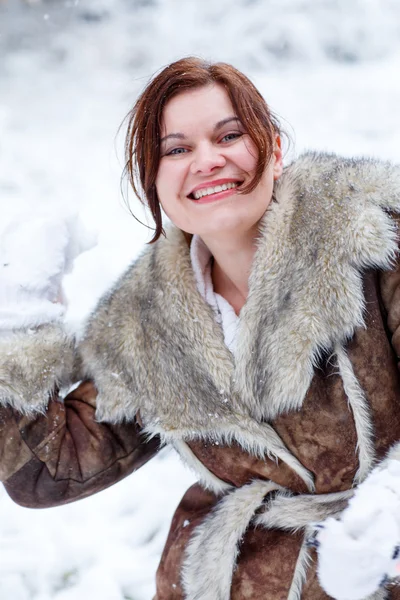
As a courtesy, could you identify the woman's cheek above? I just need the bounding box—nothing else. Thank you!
[157,163,185,201]
[159,195,185,230]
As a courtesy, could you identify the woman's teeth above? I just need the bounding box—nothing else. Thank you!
[193,181,239,200]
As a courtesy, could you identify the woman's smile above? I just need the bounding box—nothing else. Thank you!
[189,178,242,203]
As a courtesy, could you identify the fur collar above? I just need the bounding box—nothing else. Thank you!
[80,152,400,445]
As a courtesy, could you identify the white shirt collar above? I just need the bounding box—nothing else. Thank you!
[190,234,239,353]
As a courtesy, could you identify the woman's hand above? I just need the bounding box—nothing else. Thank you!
[0,212,96,331]
[316,460,400,600]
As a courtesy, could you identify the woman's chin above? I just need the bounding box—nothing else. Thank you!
[191,219,259,241]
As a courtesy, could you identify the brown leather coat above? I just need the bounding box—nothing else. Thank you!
[2,152,400,599]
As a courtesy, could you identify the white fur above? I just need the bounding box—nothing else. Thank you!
[255,489,353,531]
[0,324,77,414]
[287,536,311,600]
[170,439,232,495]
[234,155,400,422]
[335,344,376,483]
[182,479,280,600]
[183,484,353,600]
[154,416,315,493]
[85,155,400,447]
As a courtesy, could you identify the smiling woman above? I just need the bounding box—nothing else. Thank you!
[155,85,282,244]
[2,57,400,600]
[124,58,282,241]
[125,58,283,313]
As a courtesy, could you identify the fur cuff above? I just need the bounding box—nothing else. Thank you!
[0,324,76,415]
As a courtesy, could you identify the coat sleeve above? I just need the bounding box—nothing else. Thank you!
[0,380,160,508]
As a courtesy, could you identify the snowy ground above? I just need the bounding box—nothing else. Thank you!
[1,0,400,598]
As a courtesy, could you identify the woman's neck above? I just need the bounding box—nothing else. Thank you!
[201,228,258,315]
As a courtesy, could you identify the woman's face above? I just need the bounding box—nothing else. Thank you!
[155,84,283,241]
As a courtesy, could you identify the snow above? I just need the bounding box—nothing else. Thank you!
[318,460,400,600]
[1,0,400,597]
[0,210,97,330]
[0,449,195,600]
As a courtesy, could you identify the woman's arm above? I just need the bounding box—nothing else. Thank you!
[1,380,160,508]
[0,212,160,507]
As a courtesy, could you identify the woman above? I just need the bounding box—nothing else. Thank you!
[1,57,400,599]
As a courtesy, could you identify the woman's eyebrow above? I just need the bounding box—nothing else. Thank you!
[160,116,241,144]
[214,116,241,130]
[160,132,185,144]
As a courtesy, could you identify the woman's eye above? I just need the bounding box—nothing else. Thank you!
[221,132,242,143]
[166,147,188,156]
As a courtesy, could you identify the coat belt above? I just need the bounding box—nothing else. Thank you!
[182,479,355,600]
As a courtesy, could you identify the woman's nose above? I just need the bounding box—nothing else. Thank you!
[190,143,226,174]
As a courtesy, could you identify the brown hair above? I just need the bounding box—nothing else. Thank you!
[124,57,283,243]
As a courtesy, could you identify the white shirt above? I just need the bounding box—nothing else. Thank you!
[190,234,239,353]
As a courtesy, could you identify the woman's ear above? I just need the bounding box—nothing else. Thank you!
[272,135,283,180]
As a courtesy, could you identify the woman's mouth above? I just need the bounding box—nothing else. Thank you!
[188,181,242,203]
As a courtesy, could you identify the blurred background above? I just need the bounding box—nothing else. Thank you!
[1,0,400,598]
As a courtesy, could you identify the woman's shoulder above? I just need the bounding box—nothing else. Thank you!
[282,151,400,211]
[81,224,192,349]
[268,151,400,272]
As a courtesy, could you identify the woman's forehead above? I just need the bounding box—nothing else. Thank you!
[160,84,235,134]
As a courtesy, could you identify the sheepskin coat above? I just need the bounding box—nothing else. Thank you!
[2,152,400,599]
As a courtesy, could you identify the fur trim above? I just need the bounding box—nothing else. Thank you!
[367,591,390,600]
[170,439,232,495]
[254,489,353,531]
[183,483,352,600]
[335,344,376,483]
[80,227,235,428]
[81,152,400,435]
[2,152,397,495]
[0,324,76,414]
[181,479,280,600]
[76,152,400,489]
[234,153,400,421]
[156,418,315,492]
[287,535,311,600]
